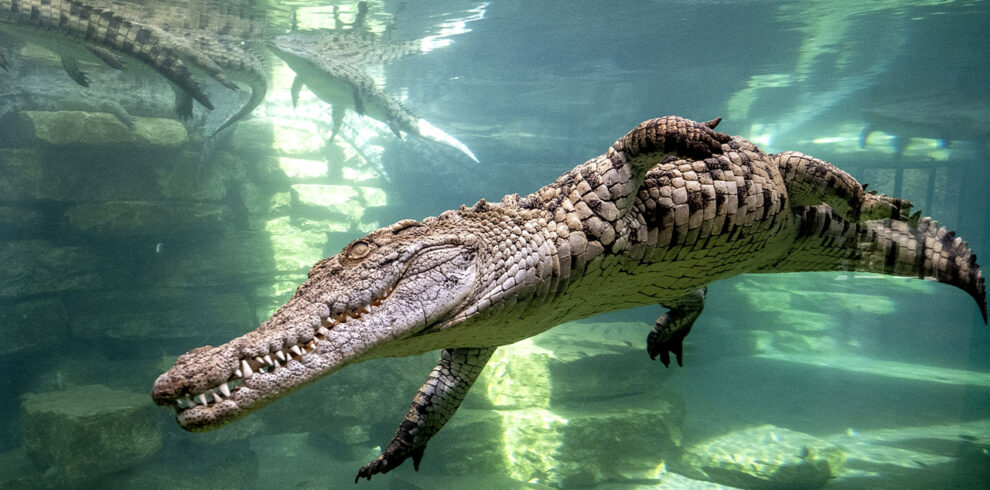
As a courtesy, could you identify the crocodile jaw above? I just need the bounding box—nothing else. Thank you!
[152,225,480,431]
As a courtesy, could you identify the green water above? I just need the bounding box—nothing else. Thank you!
[1,0,988,488]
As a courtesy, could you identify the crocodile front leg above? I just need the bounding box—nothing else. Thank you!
[356,346,496,481]
[648,288,707,367]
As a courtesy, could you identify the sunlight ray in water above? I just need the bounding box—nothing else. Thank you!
[759,353,990,387]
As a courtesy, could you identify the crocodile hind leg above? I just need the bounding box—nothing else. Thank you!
[648,288,707,367]
[774,151,912,222]
[356,346,496,481]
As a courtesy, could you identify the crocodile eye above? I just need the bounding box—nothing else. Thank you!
[347,240,371,260]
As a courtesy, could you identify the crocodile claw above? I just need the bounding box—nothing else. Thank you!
[647,322,688,367]
[355,443,425,482]
[647,289,706,367]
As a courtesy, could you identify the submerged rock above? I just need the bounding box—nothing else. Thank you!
[0,298,68,356]
[0,240,117,297]
[0,205,45,236]
[67,287,254,340]
[678,424,845,489]
[473,325,686,487]
[63,201,235,235]
[508,398,684,487]
[12,111,187,148]
[20,385,163,486]
[0,148,161,203]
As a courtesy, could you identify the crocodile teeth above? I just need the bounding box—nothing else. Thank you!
[219,383,231,397]
[254,356,265,366]
[196,394,208,406]
[275,350,286,362]
[263,354,274,366]
[212,392,223,404]
[241,359,254,378]
[317,326,331,337]
[235,368,243,378]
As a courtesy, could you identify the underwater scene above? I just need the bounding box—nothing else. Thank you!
[1,0,989,488]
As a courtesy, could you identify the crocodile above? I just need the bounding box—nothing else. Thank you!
[268,29,479,163]
[152,116,986,481]
[170,31,267,134]
[84,0,270,132]
[0,0,221,110]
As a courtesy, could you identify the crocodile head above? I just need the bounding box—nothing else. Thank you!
[152,207,549,430]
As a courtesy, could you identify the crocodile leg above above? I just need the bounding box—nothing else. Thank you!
[648,287,707,367]
[774,151,912,222]
[59,56,90,87]
[356,346,496,482]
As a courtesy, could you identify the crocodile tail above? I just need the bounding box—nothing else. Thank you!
[863,216,987,322]
[779,205,987,323]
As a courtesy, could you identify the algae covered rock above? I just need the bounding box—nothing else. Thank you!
[13,110,187,147]
[678,424,845,489]
[428,408,509,476]
[66,287,255,340]
[0,148,161,203]
[477,327,686,487]
[63,201,234,235]
[0,240,117,297]
[500,398,684,488]
[0,298,68,356]
[20,385,163,485]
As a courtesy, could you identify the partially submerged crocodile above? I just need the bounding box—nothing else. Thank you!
[269,29,479,163]
[84,0,270,133]
[0,0,221,110]
[152,116,985,480]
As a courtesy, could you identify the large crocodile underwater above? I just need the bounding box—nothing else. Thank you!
[152,116,986,481]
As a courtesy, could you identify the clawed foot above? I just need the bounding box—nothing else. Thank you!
[647,317,689,367]
[647,289,705,367]
[861,192,918,224]
[354,443,425,483]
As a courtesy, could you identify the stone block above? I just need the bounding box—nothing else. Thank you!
[0,240,118,297]
[495,397,683,488]
[0,448,41,488]
[262,217,332,273]
[0,205,45,236]
[138,232,291,288]
[104,434,258,489]
[232,118,322,157]
[12,111,186,147]
[63,201,235,235]
[33,355,171,396]
[0,148,161,202]
[477,323,685,487]
[67,288,255,340]
[677,424,845,489]
[0,298,68,356]
[428,408,509,476]
[20,385,163,486]
[291,184,387,227]
[157,150,247,202]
